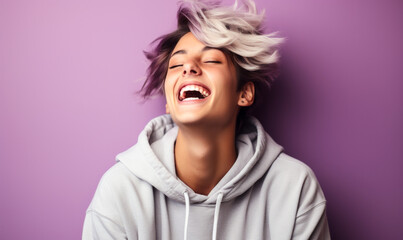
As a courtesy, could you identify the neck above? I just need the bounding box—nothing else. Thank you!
[174,121,237,195]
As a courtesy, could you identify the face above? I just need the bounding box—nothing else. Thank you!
[164,32,245,129]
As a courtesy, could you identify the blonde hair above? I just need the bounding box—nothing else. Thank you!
[180,0,283,71]
[141,0,284,105]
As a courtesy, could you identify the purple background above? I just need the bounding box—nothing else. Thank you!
[0,0,402,239]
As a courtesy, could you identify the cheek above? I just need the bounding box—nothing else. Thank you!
[220,70,238,92]
[164,80,177,105]
[163,81,171,101]
[164,74,172,93]
[164,71,177,88]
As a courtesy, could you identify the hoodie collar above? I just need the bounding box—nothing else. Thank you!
[116,114,283,204]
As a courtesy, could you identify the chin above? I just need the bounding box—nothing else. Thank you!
[171,113,206,126]
[173,112,234,129]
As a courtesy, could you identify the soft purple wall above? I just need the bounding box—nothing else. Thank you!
[0,0,401,239]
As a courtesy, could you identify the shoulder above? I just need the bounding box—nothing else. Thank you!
[96,162,136,191]
[94,162,152,198]
[270,153,318,179]
[89,162,153,211]
[100,162,136,183]
[266,153,327,215]
[86,162,156,226]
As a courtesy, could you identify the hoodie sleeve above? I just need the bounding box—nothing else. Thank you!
[82,209,127,240]
[292,167,331,240]
[82,164,130,240]
[292,201,330,239]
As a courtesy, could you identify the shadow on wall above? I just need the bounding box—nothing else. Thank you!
[253,61,304,148]
[252,62,342,239]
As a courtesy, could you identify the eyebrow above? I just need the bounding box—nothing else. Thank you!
[170,46,218,58]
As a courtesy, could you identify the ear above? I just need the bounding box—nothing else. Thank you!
[165,103,170,114]
[238,82,255,107]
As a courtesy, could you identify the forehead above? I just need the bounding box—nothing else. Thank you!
[173,32,205,51]
[170,32,226,58]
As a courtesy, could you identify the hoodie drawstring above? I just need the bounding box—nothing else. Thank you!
[182,191,224,240]
[212,192,223,240]
[183,191,190,240]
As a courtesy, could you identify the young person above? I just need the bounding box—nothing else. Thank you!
[83,0,330,239]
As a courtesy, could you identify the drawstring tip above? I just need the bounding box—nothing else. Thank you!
[183,191,190,240]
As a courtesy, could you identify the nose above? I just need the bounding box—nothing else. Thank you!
[182,61,201,76]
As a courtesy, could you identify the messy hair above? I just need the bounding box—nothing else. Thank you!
[140,0,283,105]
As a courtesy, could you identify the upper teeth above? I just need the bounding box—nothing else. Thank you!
[179,85,210,100]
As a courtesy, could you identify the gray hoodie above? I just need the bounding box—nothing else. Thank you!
[83,114,330,240]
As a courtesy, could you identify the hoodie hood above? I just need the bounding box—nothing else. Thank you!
[116,114,283,205]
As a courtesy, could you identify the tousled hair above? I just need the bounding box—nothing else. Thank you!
[140,0,284,107]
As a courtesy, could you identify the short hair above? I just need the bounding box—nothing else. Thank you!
[140,0,283,107]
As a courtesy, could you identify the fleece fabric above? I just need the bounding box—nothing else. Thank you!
[83,114,330,240]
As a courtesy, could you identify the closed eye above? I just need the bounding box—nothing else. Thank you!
[205,61,221,64]
[169,64,183,69]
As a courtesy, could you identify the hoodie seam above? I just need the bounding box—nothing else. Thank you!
[86,208,126,232]
[296,201,327,218]
[224,146,282,200]
[140,145,183,199]
[143,116,176,192]
[148,115,175,134]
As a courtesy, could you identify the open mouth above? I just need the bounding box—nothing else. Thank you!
[178,84,211,101]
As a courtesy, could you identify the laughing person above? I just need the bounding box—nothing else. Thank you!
[83,0,331,239]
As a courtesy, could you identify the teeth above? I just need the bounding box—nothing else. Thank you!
[182,97,200,101]
[179,84,210,101]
